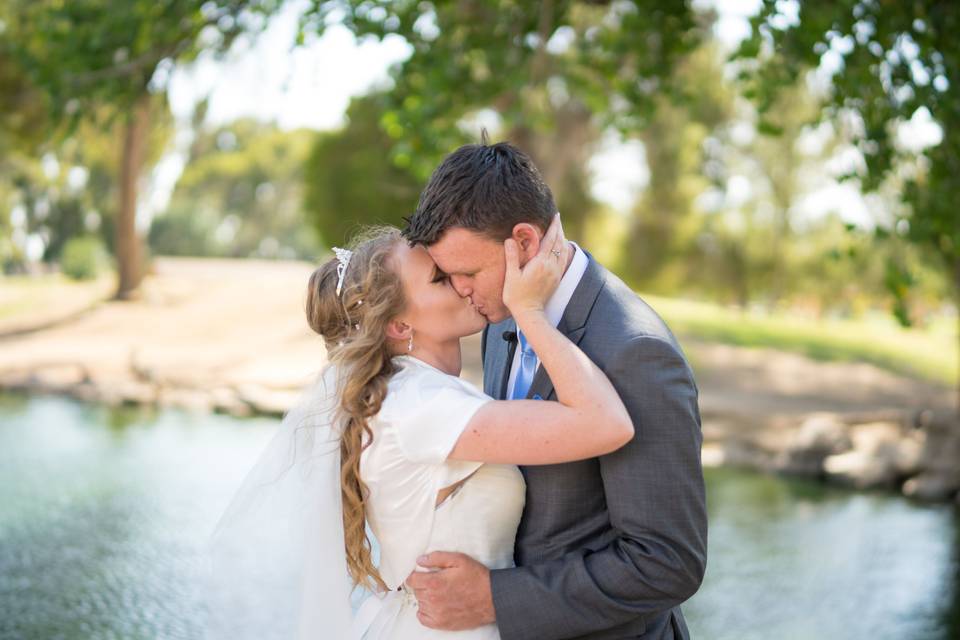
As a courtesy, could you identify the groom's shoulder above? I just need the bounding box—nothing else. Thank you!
[587,258,682,351]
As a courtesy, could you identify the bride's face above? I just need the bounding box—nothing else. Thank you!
[392,242,487,342]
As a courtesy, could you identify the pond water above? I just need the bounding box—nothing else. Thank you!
[1,393,957,639]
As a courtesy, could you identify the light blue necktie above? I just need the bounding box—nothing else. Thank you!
[511,331,539,400]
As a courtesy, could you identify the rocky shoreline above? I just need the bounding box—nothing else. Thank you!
[0,362,299,418]
[4,346,956,507]
[701,407,960,504]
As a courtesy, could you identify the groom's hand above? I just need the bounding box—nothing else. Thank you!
[405,551,495,630]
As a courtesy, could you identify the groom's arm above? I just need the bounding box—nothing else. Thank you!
[489,335,707,640]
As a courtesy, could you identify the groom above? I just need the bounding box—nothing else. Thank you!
[402,140,707,639]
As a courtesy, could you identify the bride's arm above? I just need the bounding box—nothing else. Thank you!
[448,313,632,465]
[448,218,633,465]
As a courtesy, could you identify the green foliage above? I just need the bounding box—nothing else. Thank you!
[60,236,107,280]
[302,1,709,239]
[620,42,736,291]
[675,77,830,308]
[7,0,283,126]
[0,50,50,158]
[302,95,422,247]
[0,213,25,274]
[0,11,53,272]
[0,104,171,267]
[147,206,219,258]
[150,119,320,259]
[734,0,959,303]
[648,293,957,387]
[681,205,948,323]
[4,0,286,297]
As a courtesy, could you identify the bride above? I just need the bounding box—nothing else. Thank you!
[206,214,632,639]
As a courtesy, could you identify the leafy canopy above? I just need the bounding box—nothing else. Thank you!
[734,0,957,285]
[301,0,706,179]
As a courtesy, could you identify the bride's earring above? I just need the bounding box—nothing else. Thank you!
[407,332,414,352]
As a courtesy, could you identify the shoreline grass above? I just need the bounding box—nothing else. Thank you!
[645,294,958,388]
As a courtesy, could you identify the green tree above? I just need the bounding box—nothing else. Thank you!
[301,0,708,240]
[735,1,959,484]
[689,78,829,308]
[0,17,51,271]
[735,2,957,323]
[621,42,735,293]
[7,0,282,298]
[744,83,822,304]
[303,94,422,247]
[1,96,171,273]
[0,51,49,159]
[150,119,320,259]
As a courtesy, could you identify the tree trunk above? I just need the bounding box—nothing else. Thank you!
[114,94,150,300]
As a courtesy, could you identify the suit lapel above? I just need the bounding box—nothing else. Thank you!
[482,318,517,400]
[525,253,606,401]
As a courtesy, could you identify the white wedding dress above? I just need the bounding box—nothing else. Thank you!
[206,354,525,640]
[355,355,527,639]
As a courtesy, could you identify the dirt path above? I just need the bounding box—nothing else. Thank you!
[0,258,327,414]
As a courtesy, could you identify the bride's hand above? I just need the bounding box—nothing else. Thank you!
[502,213,569,318]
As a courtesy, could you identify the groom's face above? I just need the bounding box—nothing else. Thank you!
[426,227,511,324]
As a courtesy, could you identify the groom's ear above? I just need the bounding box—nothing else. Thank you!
[510,223,541,266]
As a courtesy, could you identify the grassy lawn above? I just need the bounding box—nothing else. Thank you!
[645,294,958,387]
[0,272,114,332]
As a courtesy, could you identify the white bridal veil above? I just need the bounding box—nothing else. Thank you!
[204,366,371,639]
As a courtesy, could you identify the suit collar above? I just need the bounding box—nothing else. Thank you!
[483,250,607,401]
[555,249,605,336]
[484,317,517,400]
[527,251,606,400]
[541,241,590,328]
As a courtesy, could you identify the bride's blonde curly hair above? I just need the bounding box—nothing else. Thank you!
[305,226,406,592]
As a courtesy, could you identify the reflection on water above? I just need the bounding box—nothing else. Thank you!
[948,521,960,639]
[686,467,959,639]
[0,393,957,639]
[0,394,277,639]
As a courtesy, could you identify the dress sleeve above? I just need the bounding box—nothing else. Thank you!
[380,367,493,465]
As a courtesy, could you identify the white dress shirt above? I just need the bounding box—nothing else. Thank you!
[505,241,589,399]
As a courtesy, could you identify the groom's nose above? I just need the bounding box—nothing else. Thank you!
[450,275,471,298]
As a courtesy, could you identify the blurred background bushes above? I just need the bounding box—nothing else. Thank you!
[0,0,954,331]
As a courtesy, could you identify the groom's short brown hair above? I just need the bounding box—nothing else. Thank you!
[402,137,557,246]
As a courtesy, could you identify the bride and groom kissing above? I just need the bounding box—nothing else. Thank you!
[209,139,707,640]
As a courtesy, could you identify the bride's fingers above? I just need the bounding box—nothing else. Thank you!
[550,216,565,255]
[538,213,561,258]
[504,238,520,276]
[417,551,462,569]
[417,610,441,629]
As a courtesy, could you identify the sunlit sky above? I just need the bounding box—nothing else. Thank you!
[143,0,938,234]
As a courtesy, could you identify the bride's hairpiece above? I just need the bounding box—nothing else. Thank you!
[333,247,353,297]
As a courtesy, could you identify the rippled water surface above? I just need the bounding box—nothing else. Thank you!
[1,393,957,639]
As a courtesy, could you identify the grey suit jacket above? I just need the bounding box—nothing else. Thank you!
[484,252,707,640]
